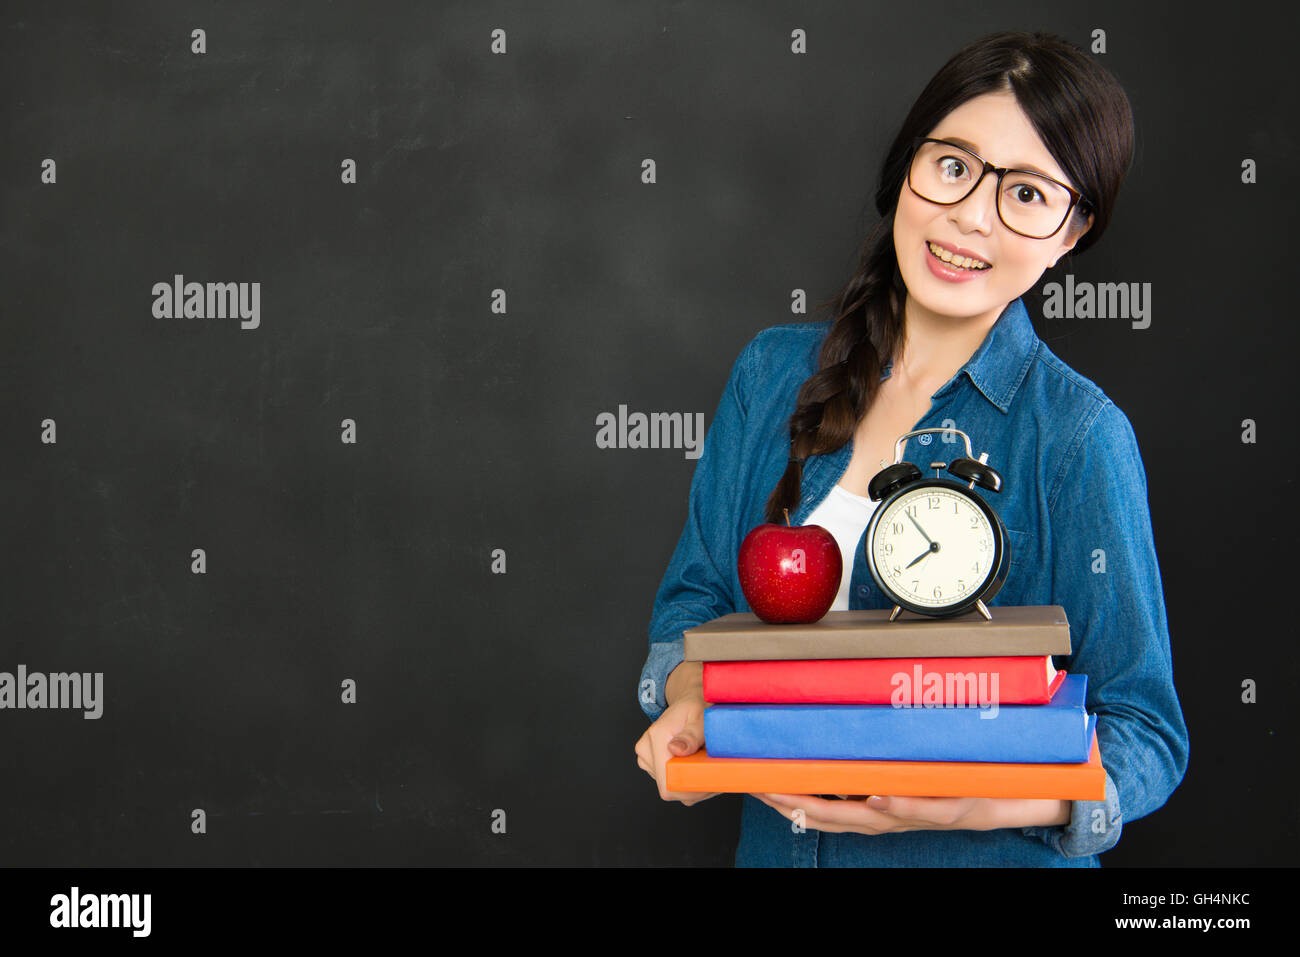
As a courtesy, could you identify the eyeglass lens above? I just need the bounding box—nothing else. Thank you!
[909,140,1074,238]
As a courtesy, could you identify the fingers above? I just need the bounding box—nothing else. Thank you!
[868,795,977,827]
[678,791,723,806]
[654,705,705,802]
[750,793,852,833]
[634,730,654,778]
[633,699,717,805]
[666,723,704,756]
[750,792,916,835]
[653,743,708,803]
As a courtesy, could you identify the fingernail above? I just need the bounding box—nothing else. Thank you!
[867,795,889,810]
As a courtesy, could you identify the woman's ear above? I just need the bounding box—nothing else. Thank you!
[1054,210,1095,266]
[1074,209,1095,242]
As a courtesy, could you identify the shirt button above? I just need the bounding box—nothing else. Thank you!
[858,585,870,596]
[919,433,933,445]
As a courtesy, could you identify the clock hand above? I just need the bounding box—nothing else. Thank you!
[905,541,939,568]
[906,511,934,544]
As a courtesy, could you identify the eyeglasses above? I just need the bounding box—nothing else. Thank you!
[906,136,1092,240]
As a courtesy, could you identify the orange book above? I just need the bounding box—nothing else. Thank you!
[665,731,1104,800]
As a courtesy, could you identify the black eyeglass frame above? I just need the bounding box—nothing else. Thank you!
[906,136,1093,240]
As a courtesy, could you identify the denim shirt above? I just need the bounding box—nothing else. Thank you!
[637,296,1190,867]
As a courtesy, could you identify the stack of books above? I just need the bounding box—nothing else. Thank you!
[665,605,1104,800]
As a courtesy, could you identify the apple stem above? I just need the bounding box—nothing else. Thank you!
[783,508,791,527]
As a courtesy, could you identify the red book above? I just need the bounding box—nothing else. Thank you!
[703,656,1064,705]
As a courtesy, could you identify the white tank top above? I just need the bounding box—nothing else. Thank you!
[803,484,880,611]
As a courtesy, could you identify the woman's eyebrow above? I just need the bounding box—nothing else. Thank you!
[937,136,1055,178]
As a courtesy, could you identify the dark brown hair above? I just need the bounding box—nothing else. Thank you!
[763,30,1136,523]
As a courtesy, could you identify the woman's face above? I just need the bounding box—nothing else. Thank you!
[893,89,1093,327]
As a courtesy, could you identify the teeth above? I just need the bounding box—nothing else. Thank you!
[928,241,989,270]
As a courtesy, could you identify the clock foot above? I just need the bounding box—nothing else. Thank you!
[889,604,902,621]
[976,599,991,621]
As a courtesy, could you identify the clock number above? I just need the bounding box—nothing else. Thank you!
[932,585,942,599]
[928,495,940,510]
[969,514,980,528]
[971,561,980,575]
[892,521,903,535]
[883,543,892,556]
[957,579,965,593]
[911,580,919,592]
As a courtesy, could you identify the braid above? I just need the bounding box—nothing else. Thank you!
[762,213,907,524]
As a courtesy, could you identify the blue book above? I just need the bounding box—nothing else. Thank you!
[703,674,1095,763]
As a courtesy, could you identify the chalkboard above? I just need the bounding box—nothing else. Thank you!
[1,0,1294,868]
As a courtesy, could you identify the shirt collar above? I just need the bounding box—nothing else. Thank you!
[884,296,1039,415]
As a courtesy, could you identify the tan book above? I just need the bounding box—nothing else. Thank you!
[683,605,1071,661]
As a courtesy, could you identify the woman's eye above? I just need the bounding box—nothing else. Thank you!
[939,158,967,178]
[1011,184,1043,204]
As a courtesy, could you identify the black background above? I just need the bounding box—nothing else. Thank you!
[1,0,1294,866]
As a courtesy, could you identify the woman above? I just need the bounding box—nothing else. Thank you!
[634,30,1189,867]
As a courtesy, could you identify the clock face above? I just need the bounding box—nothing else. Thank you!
[868,484,999,611]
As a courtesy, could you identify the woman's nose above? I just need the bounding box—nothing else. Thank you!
[951,173,999,232]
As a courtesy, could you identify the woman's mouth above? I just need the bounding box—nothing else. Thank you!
[925,240,992,282]
[926,241,991,270]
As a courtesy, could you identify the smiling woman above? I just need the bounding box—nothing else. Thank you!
[892,90,1097,348]
[634,30,1189,868]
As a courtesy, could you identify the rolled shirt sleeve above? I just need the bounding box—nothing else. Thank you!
[1022,400,1190,858]
[638,337,756,722]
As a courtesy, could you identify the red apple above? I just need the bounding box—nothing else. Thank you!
[737,509,842,624]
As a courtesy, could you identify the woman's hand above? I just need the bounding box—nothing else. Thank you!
[749,793,1071,834]
[634,663,721,806]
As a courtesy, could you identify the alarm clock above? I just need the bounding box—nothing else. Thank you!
[863,427,1008,621]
